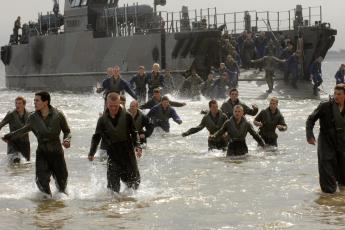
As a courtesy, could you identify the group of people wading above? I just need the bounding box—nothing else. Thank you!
[2,65,345,197]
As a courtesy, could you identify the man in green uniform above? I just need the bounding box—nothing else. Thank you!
[88,93,142,193]
[3,91,71,197]
[254,97,287,147]
[180,69,204,98]
[128,100,154,145]
[306,84,345,193]
[140,88,186,110]
[0,96,30,163]
[251,53,286,93]
[201,73,215,98]
[211,105,265,156]
[182,100,228,150]
[221,88,258,118]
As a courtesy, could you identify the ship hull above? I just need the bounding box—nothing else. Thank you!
[2,25,336,91]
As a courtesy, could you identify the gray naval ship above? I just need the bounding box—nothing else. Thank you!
[0,0,337,92]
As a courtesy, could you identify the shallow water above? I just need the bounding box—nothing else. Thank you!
[0,59,345,229]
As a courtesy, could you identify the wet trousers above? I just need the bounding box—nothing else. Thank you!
[135,88,147,103]
[106,142,140,193]
[208,139,227,151]
[36,149,68,195]
[318,153,345,193]
[261,136,278,147]
[7,140,30,162]
[227,140,248,156]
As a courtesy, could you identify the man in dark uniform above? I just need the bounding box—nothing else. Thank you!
[286,51,301,89]
[201,73,215,98]
[88,93,142,193]
[255,31,268,71]
[211,105,265,156]
[13,16,21,44]
[162,69,175,95]
[221,88,258,118]
[241,33,255,69]
[147,63,165,98]
[96,67,113,93]
[180,68,204,98]
[147,96,182,133]
[309,57,324,96]
[335,64,345,85]
[306,84,345,193]
[130,66,148,103]
[98,66,137,100]
[3,91,71,197]
[254,97,287,147]
[182,100,228,150]
[213,72,229,99]
[226,56,240,87]
[128,100,154,145]
[0,96,30,163]
[140,88,186,110]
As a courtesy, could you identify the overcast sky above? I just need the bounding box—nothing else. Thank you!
[0,0,343,50]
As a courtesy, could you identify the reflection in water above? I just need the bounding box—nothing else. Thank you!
[32,200,70,230]
[313,192,345,227]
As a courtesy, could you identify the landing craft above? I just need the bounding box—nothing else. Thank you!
[0,0,337,92]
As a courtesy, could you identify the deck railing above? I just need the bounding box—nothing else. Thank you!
[160,5,322,34]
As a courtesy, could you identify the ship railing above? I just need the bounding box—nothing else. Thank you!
[159,5,323,34]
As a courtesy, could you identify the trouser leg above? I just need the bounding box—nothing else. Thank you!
[284,65,289,83]
[266,71,274,92]
[50,153,68,193]
[208,139,227,150]
[262,136,278,147]
[291,71,298,89]
[318,158,338,193]
[35,151,52,195]
[107,158,121,193]
[227,141,248,156]
[336,152,345,186]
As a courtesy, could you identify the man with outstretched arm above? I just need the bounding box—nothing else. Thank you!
[182,100,228,150]
[147,96,182,133]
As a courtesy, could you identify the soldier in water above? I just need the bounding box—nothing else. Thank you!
[182,100,228,150]
[3,91,71,197]
[97,66,137,100]
[128,100,154,145]
[0,96,30,163]
[140,88,186,110]
[211,105,265,156]
[147,63,165,98]
[180,68,204,99]
[309,56,324,96]
[130,66,148,103]
[147,96,183,133]
[221,88,258,118]
[254,97,287,147]
[306,84,345,194]
[88,93,142,193]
